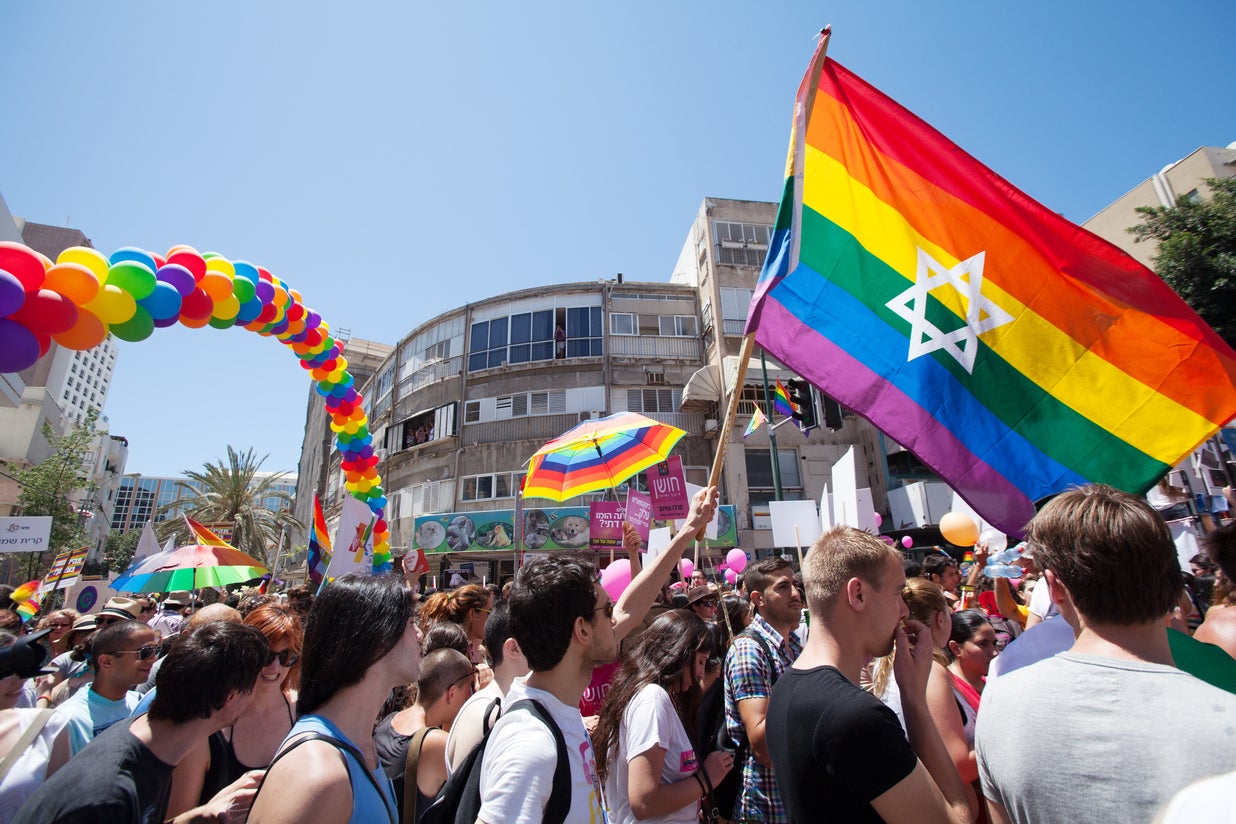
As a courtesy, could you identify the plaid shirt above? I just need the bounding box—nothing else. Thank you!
[723,611,802,824]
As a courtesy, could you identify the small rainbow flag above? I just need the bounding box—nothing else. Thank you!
[744,406,768,439]
[307,494,332,588]
[746,33,1236,535]
[772,379,796,418]
[184,516,233,547]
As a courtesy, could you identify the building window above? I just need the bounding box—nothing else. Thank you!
[496,390,567,418]
[464,400,481,424]
[611,313,697,337]
[714,221,772,267]
[744,448,804,508]
[461,471,526,501]
[720,287,754,335]
[469,306,602,372]
[626,388,681,415]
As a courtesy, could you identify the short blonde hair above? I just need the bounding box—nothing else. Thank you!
[804,527,898,613]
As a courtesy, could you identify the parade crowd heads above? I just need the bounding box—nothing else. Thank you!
[0,482,1233,823]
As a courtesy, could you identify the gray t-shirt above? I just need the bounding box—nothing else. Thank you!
[976,652,1236,824]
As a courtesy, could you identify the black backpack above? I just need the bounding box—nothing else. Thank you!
[420,698,570,824]
[696,627,779,820]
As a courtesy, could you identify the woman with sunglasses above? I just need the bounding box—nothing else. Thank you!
[34,610,79,657]
[595,610,733,824]
[419,584,493,683]
[166,604,304,821]
[250,575,420,824]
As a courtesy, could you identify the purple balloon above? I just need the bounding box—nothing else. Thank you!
[155,263,197,297]
[153,314,180,328]
[0,269,25,317]
[0,318,40,373]
[254,280,275,304]
[305,311,321,329]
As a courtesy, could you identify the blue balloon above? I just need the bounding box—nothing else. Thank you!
[108,246,158,270]
[137,281,183,321]
[236,297,264,324]
[232,260,260,284]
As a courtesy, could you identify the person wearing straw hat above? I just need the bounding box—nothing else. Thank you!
[686,585,720,624]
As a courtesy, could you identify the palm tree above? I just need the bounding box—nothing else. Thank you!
[155,446,302,566]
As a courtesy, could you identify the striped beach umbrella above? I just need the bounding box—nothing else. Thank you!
[523,411,686,501]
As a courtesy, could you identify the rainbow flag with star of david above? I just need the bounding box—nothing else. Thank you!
[746,32,1236,536]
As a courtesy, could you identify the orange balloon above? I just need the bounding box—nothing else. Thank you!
[179,311,211,329]
[200,271,234,302]
[43,263,101,305]
[939,512,979,547]
[52,307,107,350]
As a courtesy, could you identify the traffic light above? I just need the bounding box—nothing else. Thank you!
[822,396,844,431]
[785,379,818,432]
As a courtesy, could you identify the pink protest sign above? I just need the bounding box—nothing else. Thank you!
[590,501,626,551]
[625,489,651,547]
[647,456,690,520]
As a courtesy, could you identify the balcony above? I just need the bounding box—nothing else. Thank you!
[397,355,462,400]
[640,411,707,434]
[722,319,746,336]
[608,336,702,361]
[462,413,585,445]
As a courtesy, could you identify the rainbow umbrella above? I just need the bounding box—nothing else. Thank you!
[111,543,269,592]
[523,411,686,501]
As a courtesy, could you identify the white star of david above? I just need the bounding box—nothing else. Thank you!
[885,248,1014,374]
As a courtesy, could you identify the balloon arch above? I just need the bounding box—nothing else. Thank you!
[0,241,390,571]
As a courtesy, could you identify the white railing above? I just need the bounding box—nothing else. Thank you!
[608,335,702,360]
[397,355,462,399]
[463,413,585,445]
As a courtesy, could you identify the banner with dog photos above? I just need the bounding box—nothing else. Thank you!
[413,504,738,554]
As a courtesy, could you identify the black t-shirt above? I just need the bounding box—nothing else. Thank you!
[13,718,174,824]
[767,665,918,823]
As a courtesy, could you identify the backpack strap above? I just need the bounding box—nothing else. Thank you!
[256,731,397,824]
[403,726,439,824]
[0,709,54,785]
[739,625,783,686]
[507,699,571,824]
[480,696,502,736]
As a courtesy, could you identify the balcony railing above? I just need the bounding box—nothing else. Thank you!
[722,319,746,336]
[608,335,702,361]
[462,413,585,445]
[639,411,707,433]
[397,355,462,399]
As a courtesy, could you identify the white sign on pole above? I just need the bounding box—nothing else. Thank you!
[819,483,832,531]
[326,495,377,578]
[647,527,673,558]
[673,483,719,539]
[855,488,877,533]
[769,500,821,550]
[832,446,859,528]
[0,517,53,553]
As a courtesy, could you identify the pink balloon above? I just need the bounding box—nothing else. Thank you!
[717,561,727,572]
[724,568,738,584]
[873,512,883,527]
[600,559,633,602]
[880,536,896,546]
[679,559,694,580]
[726,548,749,573]
[901,536,913,549]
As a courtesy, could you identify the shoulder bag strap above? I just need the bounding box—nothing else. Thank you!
[742,626,782,686]
[0,709,54,785]
[255,731,397,824]
[507,700,571,824]
[402,726,438,824]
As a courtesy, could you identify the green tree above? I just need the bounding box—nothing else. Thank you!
[156,446,301,566]
[103,529,143,574]
[1130,177,1236,349]
[2,408,99,578]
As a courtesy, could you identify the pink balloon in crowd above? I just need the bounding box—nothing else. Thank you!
[901,535,913,549]
[601,559,632,601]
[679,559,694,580]
[724,568,738,584]
[873,512,883,527]
[726,548,749,573]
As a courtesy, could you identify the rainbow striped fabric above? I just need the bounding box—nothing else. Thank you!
[184,516,233,547]
[747,37,1236,535]
[308,494,332,588]
[744,405,768,439]
[773,379,796,418]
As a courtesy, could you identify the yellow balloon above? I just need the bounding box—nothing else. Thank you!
[84,284,137,325]
[939,512,979,547]
[212,295,241,321]
[56,246,109,281]
[204,256,235,277]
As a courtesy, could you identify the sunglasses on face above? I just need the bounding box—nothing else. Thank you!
[265,648,300,667]
[699,599,719,609]
[111,644,161,662]
[591,600,615,620]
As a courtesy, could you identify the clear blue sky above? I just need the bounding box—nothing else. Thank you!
[2,1,1233,477]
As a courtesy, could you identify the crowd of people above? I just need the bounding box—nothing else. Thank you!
[0,482,1232,823]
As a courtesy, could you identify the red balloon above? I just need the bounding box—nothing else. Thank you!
[180,287,214,320]
[166,249,207,282]
[10,288,79,335]
[0,242,47,291]
[35,330,50,357]
[257,266,274,283]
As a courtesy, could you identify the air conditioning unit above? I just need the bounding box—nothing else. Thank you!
[704,419,719,432]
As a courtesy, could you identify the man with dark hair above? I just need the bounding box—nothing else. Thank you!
[977,485,1236,824]
[1195,522,1236,658]
[445,600,531,772]
[15,621,269,824]
[478,487,717,823]
[723,555,803,823]
[57,619,158,754]
[767,527,971,823]
[921,554,961,608]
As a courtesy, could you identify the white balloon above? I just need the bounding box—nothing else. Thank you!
[979,528,1007,554]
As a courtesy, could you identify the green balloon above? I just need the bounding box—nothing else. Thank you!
[111,306,154,342]
[105,261,157,300]
[232,277,256,304]
[208,315,236,330]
